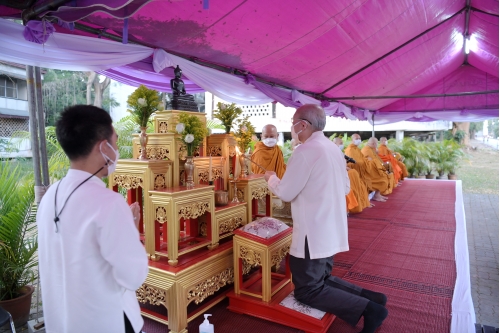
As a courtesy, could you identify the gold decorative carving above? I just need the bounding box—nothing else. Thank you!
[237,189,245,201]
[138,146,170,160]
[136,284,167,306]
[199,221,207,237]
[154,174,166,190]
[252,186,269,200]
[178,202,209,220]
[242,260,253,275]
[271,244,291,268]
[186,268,234,305]
[158,121,168,133]
[239,246,262,266]
[156,206,167,223]
[113,174,143,190]
[198,168,223,182]
[228,145,236,157]
[219,217,243,235]
[207,145,222,156]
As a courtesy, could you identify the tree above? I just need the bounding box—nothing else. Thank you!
[469,122,483,139]
[488,118,499,138]
[86,72,111,108]
[452,122,470,145]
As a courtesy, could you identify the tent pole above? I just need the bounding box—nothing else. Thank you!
[371,113,375,137]
[34,66,50,186]
[26,66,42,191]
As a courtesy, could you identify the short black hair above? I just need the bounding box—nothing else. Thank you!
[56,105,113,161]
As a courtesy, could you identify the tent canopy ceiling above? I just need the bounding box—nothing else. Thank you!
[0,0,498,116]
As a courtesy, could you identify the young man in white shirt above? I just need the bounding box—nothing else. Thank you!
[37,105,148,333]
[265,104,388,333]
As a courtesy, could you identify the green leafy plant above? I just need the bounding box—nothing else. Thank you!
[175,113,208,156]
[127,85,163,128]
[212,102,243,134]
[233,116,256,153]
[280,140,293,164]
[0,162,38,301]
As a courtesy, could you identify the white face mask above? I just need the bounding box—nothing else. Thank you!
[262,138,277,148]
[100,141,119,174]
[291,120,306,137]
[338,144,344,150]
[353,139,362,146]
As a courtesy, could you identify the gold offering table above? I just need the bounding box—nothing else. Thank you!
[227,219,336,333]
[230,174,273,223]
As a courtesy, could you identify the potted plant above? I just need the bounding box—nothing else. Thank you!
[0,162,38,327]
[127,85,163,159]
[212,102,243,134]
[175,112,208,186]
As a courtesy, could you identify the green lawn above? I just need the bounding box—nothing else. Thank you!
[458,143,499,194]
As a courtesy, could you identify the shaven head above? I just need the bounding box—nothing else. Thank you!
[261,124,278,140]
[352,133,361,141]
[380,137,388,144]
[333,137,343,146]
[368,137,378,148]
[294,104,326,131]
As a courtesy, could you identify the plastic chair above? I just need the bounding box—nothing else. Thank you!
[0,306,16,333]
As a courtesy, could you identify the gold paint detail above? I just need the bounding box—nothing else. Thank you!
[156,206,167,223]
[138,146,170,160]
[186,268,234,305]
[113,174,143,190]
[228,145,236,157]
[271,244,291,268]
[252,186,270,200]
[154,174,166,190]
[178,202,209,220]
[237,189,244,201]
[158,121,168,133]
[136,284,167,306]
[240,246,262,268]
[219,216,243,235]
[207,145,222,156]
[198,168,223,182]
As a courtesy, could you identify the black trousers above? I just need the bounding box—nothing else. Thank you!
[124,313,135,333]
[289,238,369,326]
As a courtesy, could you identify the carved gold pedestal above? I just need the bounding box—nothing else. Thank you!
[206,134,237,190]
[229,174,273,223]
[149,185,216,265]
[233,228,292,302]
[109,159,172,253]
[215,202,248,240]
[138,243,234,333]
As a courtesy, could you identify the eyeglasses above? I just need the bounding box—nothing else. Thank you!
[291,118,312,125]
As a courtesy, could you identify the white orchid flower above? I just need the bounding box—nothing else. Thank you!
[137,98,146,106]
[176,123,185,134]
[185,134,194,143]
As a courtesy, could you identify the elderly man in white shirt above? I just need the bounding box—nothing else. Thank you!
[265,104,388,333]
[37,105,148,333]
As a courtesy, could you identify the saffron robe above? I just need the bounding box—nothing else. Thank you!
[361,145,395,195]
[344,143,373,191]
[251,141,287,179]
[378,144,402,182]
[346,187,358,211]
[347,168,370,214]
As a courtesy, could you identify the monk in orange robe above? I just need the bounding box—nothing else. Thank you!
[394,152,409,179]
[334,137,371,213]
[378,137,403,183]
[361,137,395,196]
[344,134,387,202]
[251,124,287,178]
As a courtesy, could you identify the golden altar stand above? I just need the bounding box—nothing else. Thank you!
[108,110,282,332]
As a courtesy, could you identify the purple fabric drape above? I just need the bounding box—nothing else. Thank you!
[23,20,55,44]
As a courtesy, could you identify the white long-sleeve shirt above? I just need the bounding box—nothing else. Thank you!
[268,131,350,259]
[37,169,148,333]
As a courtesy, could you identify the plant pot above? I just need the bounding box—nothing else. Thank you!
[416,175,426,179]
[184,156,195,187]
[426,174,436,179]
[0,285,34,327]
[437,175,448,179]
[448,174,457,180]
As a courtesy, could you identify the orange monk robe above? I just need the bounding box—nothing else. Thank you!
[251,142,287,179]
[361,145,395,195]
[344,144,373,191]
[395,153,409,179]
[348,169,370,214]
[378,144,402,182]
[346,188,358,211]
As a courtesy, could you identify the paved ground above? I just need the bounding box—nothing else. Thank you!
[464,193,499,328]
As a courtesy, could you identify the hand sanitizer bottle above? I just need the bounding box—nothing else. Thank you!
[199,314,214,333]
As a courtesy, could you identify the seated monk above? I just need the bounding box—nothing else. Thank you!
[334,137,371,213]
[394,152,409,179]
[378,137,403,183]
[251,124,286,178]
[344,134,386,202]
[361,137,395,196]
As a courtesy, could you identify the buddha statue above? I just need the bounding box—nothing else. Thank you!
[168,65,200,112]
